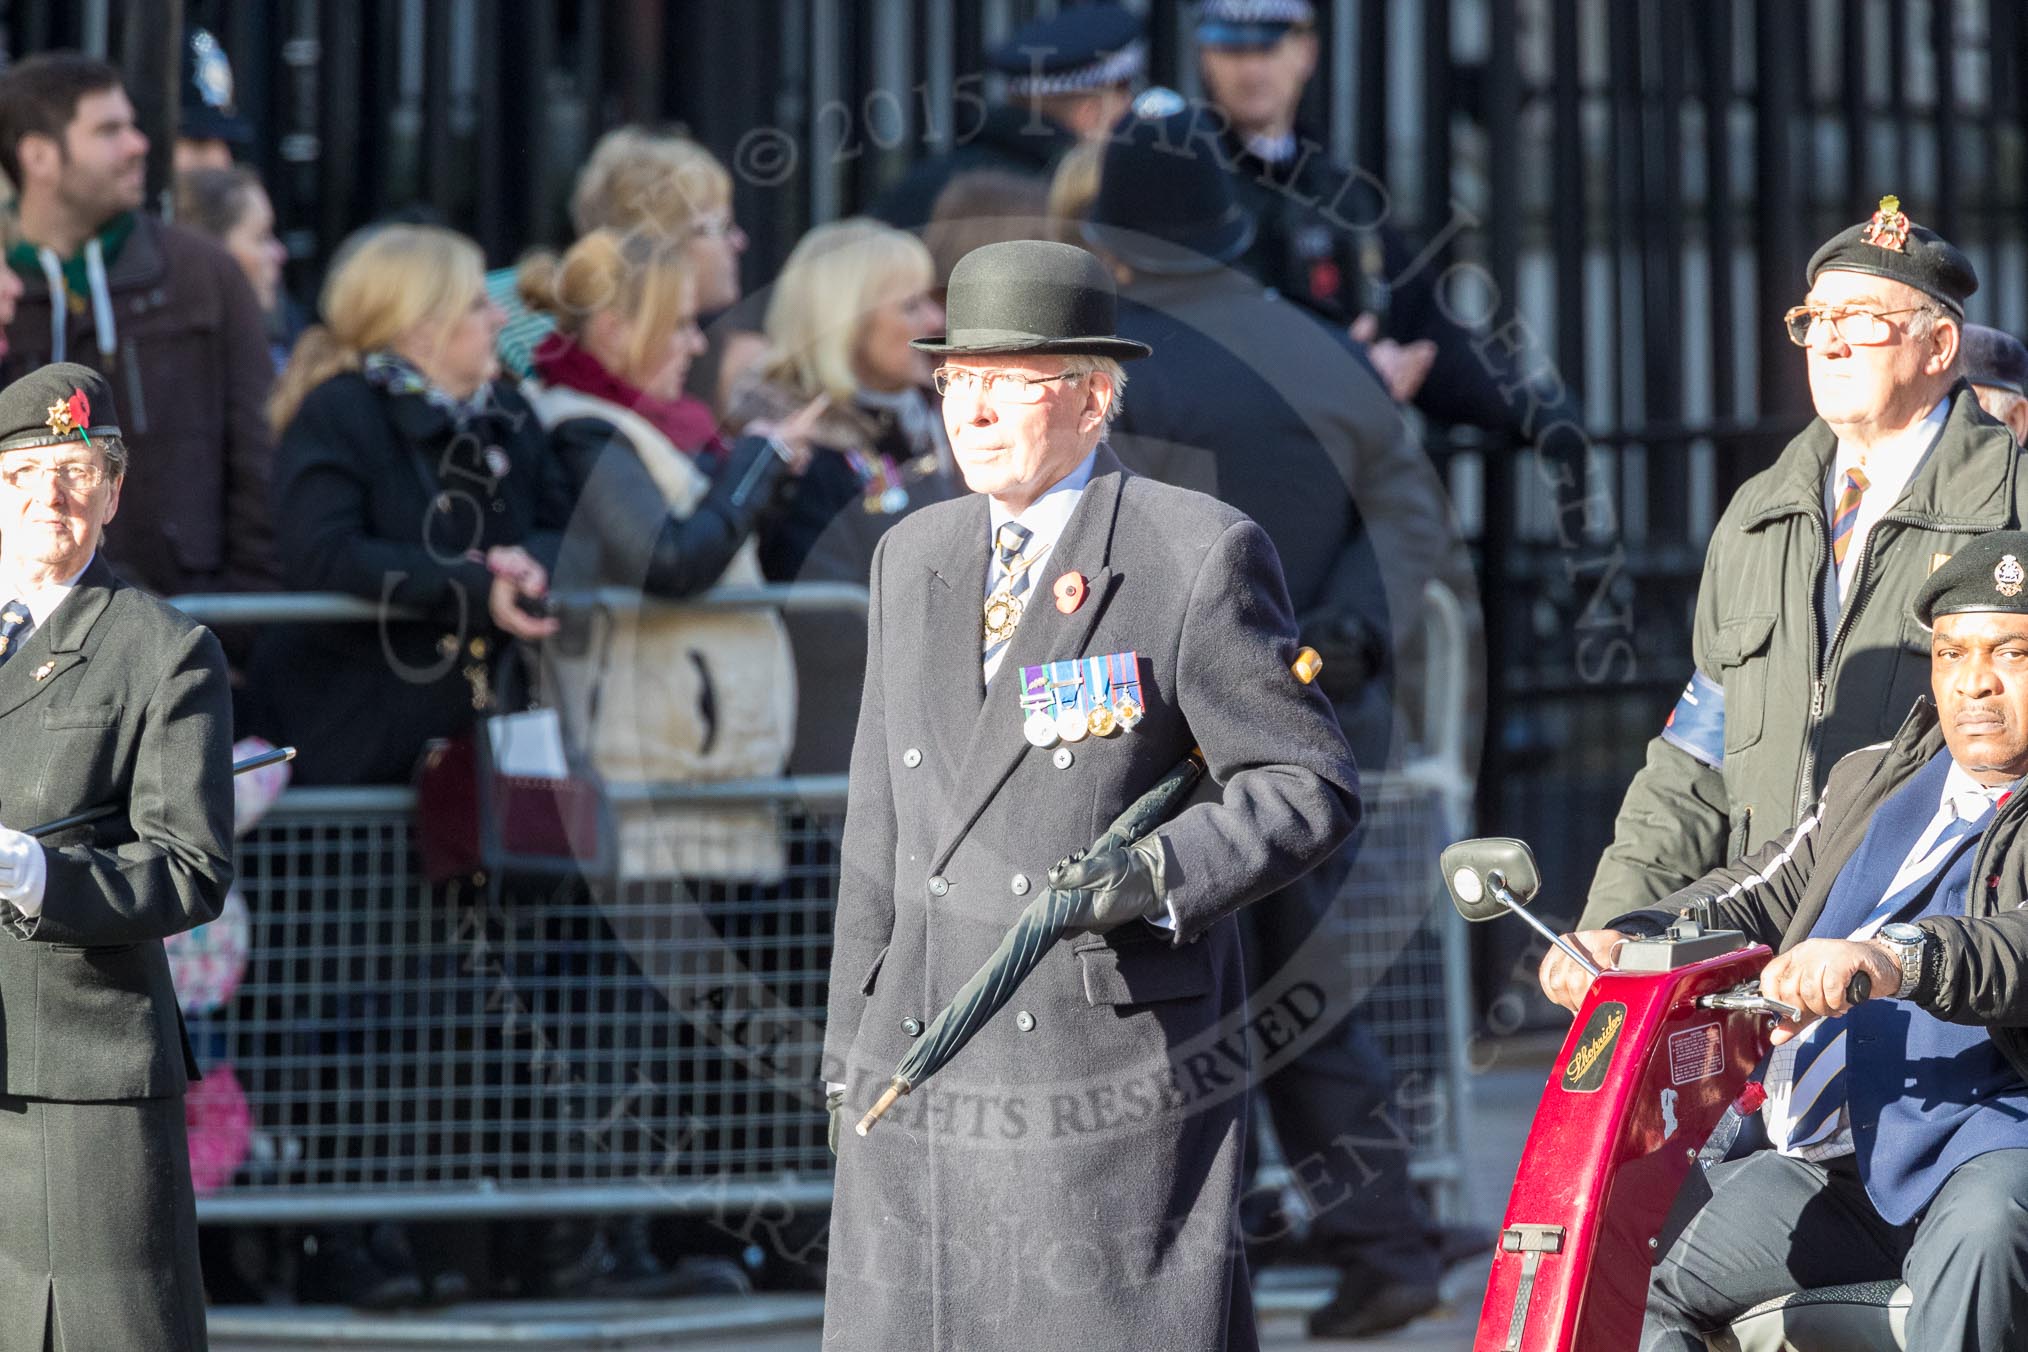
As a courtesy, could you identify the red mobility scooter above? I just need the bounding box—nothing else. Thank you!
[1440,838,1908,1352]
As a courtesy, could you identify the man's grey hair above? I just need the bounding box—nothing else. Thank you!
[98,435,128,480]
[1059,354,1127,426]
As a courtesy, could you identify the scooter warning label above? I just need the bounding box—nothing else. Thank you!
[1668,1023,1724,1085]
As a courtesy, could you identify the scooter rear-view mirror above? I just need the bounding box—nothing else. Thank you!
[1440,837,1541,921]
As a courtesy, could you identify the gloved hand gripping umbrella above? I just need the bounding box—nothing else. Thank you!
[856,650,1323,1135]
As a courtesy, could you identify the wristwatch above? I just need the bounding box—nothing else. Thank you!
[1876,922,1929,1000]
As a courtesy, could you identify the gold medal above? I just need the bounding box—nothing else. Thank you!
[983,590,1024,645]
[1087,705,1118,737]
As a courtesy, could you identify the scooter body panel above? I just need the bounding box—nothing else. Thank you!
[1474,946,1773,1352]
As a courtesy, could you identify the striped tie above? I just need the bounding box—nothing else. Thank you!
[1830,466,1869,567]
[0,600,29,667]
[1765,795,1991,1154]
[981,521,1035,675]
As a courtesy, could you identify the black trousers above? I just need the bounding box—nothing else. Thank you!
[1644,1147,2028,1351]
[1240,857,1441,1287]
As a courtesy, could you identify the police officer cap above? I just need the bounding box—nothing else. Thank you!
[1913,531,2028,627]
[0,363,121,454]
[1962,325,2028,398]
[988,4,1146,97]
[181,27,252,145]
[1197,0,1317,49]
[1807,195,1977,317]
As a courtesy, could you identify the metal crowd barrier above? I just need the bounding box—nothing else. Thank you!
[164,583,1474,1224]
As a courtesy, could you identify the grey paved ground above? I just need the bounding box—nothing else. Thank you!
[212,1052,1548,1351]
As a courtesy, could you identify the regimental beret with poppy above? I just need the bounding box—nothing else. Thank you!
[1913,530,2028,627]
[0,362,121,454]
[1807,194,1978,316]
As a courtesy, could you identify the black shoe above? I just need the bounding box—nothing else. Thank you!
[1306,1277,1442,1339]
[299,1226,425,1311]
[586,1215,684,1300]
[534,1217,612,1299]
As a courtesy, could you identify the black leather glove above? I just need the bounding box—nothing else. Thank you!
[1048,838,1169,934]
[826,1089,845,1155]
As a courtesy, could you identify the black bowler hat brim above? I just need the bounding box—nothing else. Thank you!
[912,331,1153,360]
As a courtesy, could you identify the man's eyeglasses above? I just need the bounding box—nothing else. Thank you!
[0,458,109,493]
[1783,304,1933,347]
[932,367,1083,405]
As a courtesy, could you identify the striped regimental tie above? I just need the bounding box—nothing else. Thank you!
[1764,789,1995,1156]
[0,600,29,668]
[981,521,1036,677]
[1830,466,1870,567]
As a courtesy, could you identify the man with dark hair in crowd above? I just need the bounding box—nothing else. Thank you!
[0,51,277,600]
[1194,0,1576,437]
[868,3,1143,230]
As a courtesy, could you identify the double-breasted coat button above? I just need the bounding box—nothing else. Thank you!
[1011,874,1031,896]
[902,1017,924,1037]
[902,748,922,768]
[1014,1011,1036,1032]
[928,875,949,897]
[1053,747,1074,769]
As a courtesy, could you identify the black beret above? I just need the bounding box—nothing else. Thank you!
[988,4,1145,95]
[0,362,121,454]
[1807,195,1977,316]
[1913,531,2028,627]
[1963,324,2028,397]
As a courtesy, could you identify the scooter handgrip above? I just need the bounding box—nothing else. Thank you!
[1847,971,1871,1004]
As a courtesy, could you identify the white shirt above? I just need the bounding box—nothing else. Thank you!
[981,450,1097,686]
[1828,397,1950,600]
[1765,759,2010,1160]
[0,552,93,920]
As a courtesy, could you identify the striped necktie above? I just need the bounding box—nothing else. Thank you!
[1765,789,1995,1155]
[0,600,29,667]
[982,521,1035,675]
[1830,466,1870,567]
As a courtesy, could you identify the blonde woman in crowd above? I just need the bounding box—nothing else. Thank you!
[725,217,957,772]
[252,223,568,790]
[490,125,766,418]
[517,227,823,881]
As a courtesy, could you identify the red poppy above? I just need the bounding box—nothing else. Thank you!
[65,388,89,429]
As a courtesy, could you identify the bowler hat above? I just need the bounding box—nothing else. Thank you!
[912,240,1152,361]
[1082,96,1256,275]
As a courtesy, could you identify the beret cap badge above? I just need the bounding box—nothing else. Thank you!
[1997,554,2025,599]
[43,389,90,444]
[1861,194,1912,254]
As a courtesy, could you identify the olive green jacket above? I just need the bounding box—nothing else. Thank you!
[1584,382,2026,928]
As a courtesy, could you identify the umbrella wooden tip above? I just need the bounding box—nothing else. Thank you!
[1292,647,1323,685]
[856,1082,907,1135]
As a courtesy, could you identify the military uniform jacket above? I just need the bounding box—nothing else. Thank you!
[1615,701,2028,1147]
[1585,383,2028,927]
[822,449,1359,1352]
[0,554,233,1099]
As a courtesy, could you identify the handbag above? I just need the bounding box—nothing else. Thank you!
[414,643,617,899]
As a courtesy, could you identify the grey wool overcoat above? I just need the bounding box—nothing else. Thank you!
[822,448,1360,1352]
[0,554,233,1352]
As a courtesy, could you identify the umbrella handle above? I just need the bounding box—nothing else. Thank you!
[25,746,297,839]
[851,651,1322,1137]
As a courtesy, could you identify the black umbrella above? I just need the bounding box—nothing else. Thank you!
[26,745,296,838]
[856,651,1322,1135]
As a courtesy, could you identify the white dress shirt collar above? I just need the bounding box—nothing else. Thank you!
[1,552,94,632]
[1827,396,1950,600]
[985,448,1098,565]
